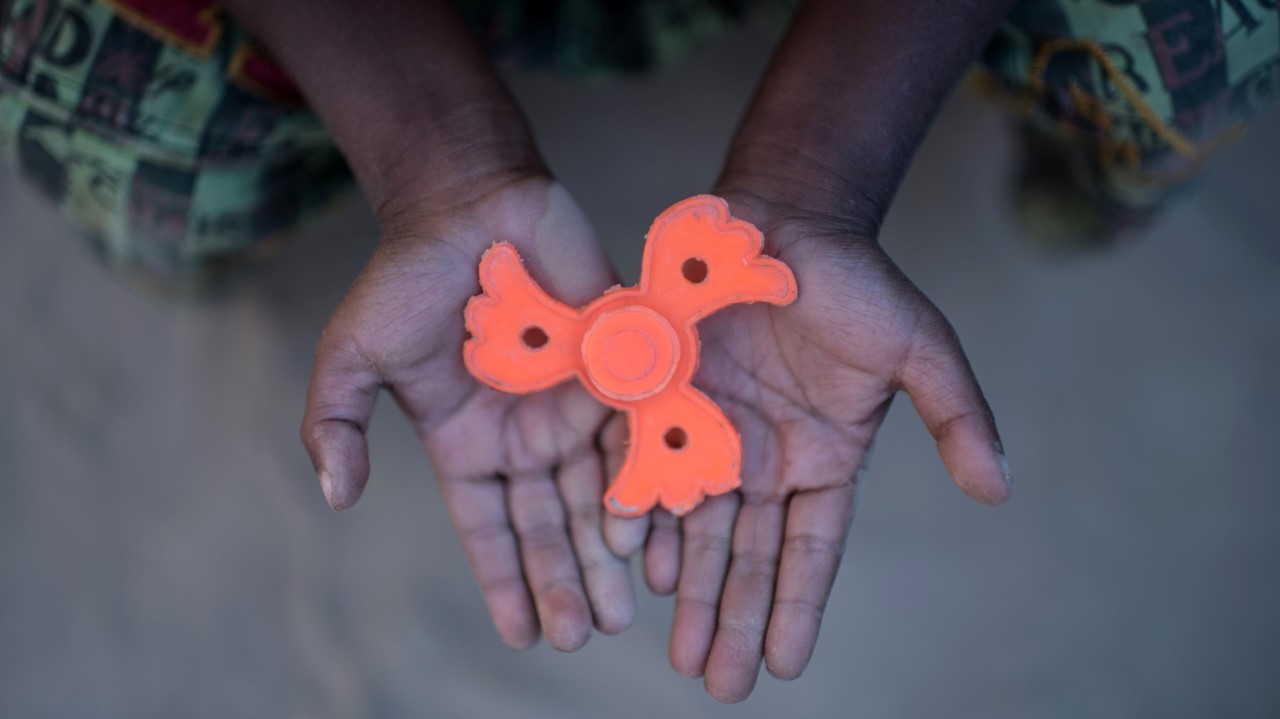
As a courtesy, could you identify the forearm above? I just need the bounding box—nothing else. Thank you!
[219,0,542,213]
[720,0,1017,232]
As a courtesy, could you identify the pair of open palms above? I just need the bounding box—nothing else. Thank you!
[301,175,1009,703]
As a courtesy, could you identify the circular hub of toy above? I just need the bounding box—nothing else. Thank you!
[582,306,680,402]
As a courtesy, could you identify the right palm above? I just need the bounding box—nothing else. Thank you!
[301,176,635,651]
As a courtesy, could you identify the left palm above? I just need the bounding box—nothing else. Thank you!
[626,194,1011,702]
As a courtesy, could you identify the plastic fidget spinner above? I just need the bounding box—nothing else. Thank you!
[463,195,797,517]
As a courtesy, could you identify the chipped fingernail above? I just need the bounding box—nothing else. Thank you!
[607,496,640,515]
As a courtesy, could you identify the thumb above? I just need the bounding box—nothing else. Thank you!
[301,332,381,510]
[898,310,1011,505]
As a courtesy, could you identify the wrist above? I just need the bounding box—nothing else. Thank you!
[219,0,545,220]
[716,135,891,243]
[360,100,547,220]
[715,0,1019,244]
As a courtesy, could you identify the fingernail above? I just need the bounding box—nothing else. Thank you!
[998,451,1010,479]
[998,451,1013,493]
[318,469,336,508]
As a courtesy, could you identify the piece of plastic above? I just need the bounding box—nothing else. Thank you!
[463,195,798,517]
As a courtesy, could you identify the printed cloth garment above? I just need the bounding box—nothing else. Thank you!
[0,0,1276,285]
[980,0,1279,201]
[0,0,351,286]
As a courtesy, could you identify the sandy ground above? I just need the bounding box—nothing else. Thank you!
[3,25,1279,719]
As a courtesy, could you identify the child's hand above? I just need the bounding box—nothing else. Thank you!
[635,189,1010,702]
[215,0,640,655]
[301,174,636,651]
[625,0,1020,700]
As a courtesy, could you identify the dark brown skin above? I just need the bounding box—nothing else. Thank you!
[220,0,1016,703]
[627,0,1022,702]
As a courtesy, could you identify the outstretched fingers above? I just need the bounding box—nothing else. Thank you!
[555,450,636,635]
[644,509,681,595]
[438,474,540,650]
[765,484,855,680]
[506,474,595,652]
[703,501,787,703]
[301,335,382,510]
[901,313,1011,505]
[669,492,739,678]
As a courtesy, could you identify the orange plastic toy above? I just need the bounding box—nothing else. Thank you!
[463,196,797,517]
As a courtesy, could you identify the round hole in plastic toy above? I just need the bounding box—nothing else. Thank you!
[664,426,688,450]
[521,326,549,350]
[681,258,708,284]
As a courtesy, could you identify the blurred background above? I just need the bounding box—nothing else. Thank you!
[2,19,1279,719]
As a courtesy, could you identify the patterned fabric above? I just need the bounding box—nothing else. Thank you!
[0,0,345,285]
[0,0,1275,285]
[980,0,1279,194]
